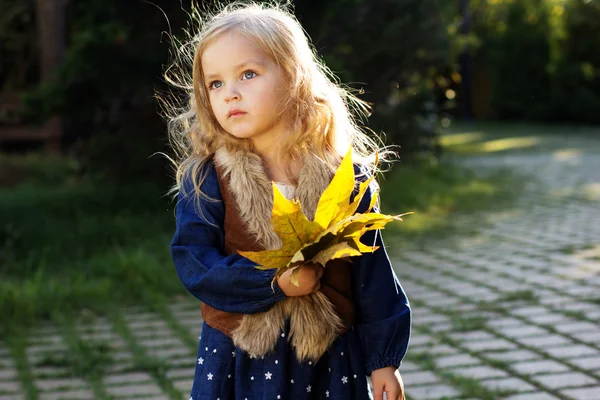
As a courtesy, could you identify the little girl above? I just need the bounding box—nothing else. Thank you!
[166,3,411,399]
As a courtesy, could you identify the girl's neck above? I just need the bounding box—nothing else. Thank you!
[254,146,301,185]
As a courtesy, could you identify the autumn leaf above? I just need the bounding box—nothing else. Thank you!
[239,149,412,286]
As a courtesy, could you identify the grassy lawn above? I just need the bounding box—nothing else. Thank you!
[0,125,529,336]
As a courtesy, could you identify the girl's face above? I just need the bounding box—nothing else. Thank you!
[201,31,291,148]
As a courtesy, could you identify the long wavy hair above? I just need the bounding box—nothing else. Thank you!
[160,1,391,202]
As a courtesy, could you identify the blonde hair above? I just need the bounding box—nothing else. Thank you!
[160,1,391,201]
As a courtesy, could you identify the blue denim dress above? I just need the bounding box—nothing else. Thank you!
[170,162,411,400]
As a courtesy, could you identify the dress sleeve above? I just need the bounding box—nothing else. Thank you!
[170,162,287,314]
[350,169,412,375]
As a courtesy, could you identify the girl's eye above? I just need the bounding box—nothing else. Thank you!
[209,81,223,90]
[242,71,257,80]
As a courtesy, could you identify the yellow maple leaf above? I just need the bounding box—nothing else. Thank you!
[239,149,412,286]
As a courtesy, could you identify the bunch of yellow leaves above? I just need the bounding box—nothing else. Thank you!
[239,149,411,287]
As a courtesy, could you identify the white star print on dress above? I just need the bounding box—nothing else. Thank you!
[265,372,272,380]
[326,390,330,397]
[232,351,236,357]
[207,373,213,380]
[197,357,203,365]
[307,385,312,393]
[251,376,254,381]
[342,376,348,384]
[213,349,217,353]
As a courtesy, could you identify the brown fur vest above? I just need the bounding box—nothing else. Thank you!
[199,147,355,363]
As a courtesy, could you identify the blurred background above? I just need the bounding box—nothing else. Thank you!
[1,1,599,399]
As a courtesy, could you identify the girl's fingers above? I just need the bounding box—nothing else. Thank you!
[373,387,384,400]
[386,390,400,400]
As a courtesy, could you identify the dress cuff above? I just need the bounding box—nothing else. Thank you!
[366,357,404,375]
[251,269,287,308]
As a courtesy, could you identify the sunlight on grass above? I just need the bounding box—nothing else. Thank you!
[553,149,584,160]
[439,132,485,146]
[444,136,542,154]
[581,183,600,201]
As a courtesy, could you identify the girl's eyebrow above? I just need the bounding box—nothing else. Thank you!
[204,60,265,82]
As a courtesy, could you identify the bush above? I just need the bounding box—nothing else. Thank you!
[551,0,600,123]
[468,0,600,125]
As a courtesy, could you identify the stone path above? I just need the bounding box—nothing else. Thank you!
[1,140,599,399]
[396,149,600,400]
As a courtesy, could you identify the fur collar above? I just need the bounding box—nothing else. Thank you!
[213,146,343,362]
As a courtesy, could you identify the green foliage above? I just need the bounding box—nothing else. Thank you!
[18,0,457,183]
[296,0,456,154]
[469,0,600,124]
[551,0,600,123]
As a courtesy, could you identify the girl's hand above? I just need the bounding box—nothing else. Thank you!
[277,263,323,297]
[371,366,405,400]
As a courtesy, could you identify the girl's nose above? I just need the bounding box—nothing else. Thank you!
[224,86,241,102]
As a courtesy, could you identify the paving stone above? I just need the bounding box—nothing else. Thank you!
[526,313,571,325]
[480,377,537,392]
[407,335,434,348]
[127,320,169,331]
[570,355,600,370]
[427,344,458,355]
[462,338,517,351]
[553,321,599,334]
[400,370,441,386]
[544,344,599,359]
[104,372,154,385]
[166,368,193,380]
[0,380,21,392]
[146,346,193,359]
[39,389,95,400]
[36,377,88,391]
[0,368,17,380]
[488,349,540,362]
[399,361,421,372]
[487,317,524,328]
[532,372,598,389]
[452,365,509,380]
[561,386,600,400]
[32,366,71,378]
[512,306,550,317]
[141,337,185,348]
[106,382,164,395]
[512,359,570,375]
[435,354,481,368]
[570,331,600,344]
[518,335,572,348]
[505,392,561,400]
[494,325,550,338]
[453,331,497,342]
[405,383,461,400]
[173,378,193,395]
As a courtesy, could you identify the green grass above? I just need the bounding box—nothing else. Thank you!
[497,290,539,303]
[1,143,523,332]
[380,156,522,241]
[0,167,180,331]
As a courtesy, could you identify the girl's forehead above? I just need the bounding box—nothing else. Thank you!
[202,31,271,70]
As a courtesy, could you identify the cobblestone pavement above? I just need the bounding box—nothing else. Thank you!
[1,144,599,399]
